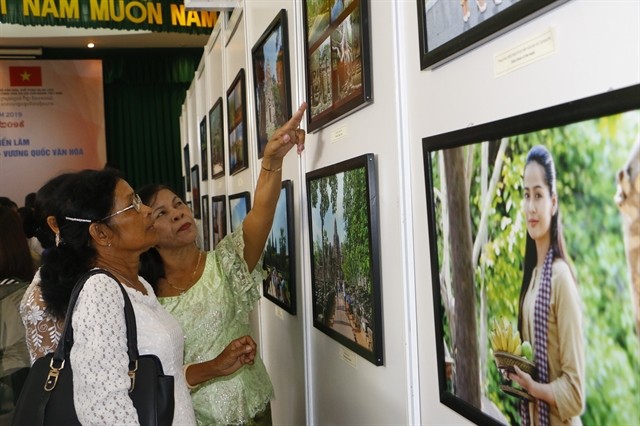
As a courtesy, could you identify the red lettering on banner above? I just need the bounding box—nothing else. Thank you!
[9,66,43,87]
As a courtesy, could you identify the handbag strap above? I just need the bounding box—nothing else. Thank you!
[51,269,140,379]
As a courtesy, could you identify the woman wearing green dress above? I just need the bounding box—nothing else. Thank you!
[139,103,306,425]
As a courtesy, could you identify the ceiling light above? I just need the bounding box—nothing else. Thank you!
[87,42,95,48]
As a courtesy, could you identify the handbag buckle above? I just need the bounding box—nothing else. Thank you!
[44,359,65,391]
[128,359,138,393]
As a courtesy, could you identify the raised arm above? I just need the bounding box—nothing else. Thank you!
[242,102,307,271]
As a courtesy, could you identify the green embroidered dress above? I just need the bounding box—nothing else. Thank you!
[159,230,273,425]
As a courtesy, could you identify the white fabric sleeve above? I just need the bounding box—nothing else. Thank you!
[70,273,140,425]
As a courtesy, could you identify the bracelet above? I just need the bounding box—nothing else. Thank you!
[183,362,198,390]
[261,163,282,173]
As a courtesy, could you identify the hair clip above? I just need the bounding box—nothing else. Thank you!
[64,216,92,223]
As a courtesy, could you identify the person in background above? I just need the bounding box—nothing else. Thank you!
[0,197,18,212]
[509,145,585,425]
[0,206,33,423]
[18,206,43,267]
[138,102,307,425]
[20,172,74,363]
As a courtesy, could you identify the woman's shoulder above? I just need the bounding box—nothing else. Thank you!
[551,258,574,280]
[551,258,579,298]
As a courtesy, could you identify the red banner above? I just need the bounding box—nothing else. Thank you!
[9,66,42,86]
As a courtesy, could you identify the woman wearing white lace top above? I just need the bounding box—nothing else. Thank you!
[19,169,197,425]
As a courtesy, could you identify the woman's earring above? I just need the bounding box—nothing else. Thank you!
[55,232,61,247]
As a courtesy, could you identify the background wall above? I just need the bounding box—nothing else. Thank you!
[181,1,640,424]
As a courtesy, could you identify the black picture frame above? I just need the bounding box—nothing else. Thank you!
[183,145,191,191]
[229,191,251,233]
[201,194,210,251]
[302,0,373,132]
[417,0,568,70]
[263,180,296,314]
[200,116,209,180]
[190,165,201,219]
[227,69,249,175]
[422,85,640,425]
[306,153,383,365]
[251,9,293,159]
[211,195,227,249]
[209,97,225,179]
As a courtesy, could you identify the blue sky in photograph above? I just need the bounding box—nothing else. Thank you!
[262,29,281,79]
[268,187,289,255]
[310,172,346,245]
[230,196,247,231]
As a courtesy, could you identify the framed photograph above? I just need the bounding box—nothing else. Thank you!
[209,97,225,179]
[422,85,640,425]
[211,195,228,249]
[417,0,568,70]
[229,191,251,233]
[302,0,373,132]
[263,180,296,314]
[201,194,210,251]
[306,153,383,365]
[183,145,191,191]
[200,116,209,180]
[227,69,249,175]
[190,165,201,219]
[252,9,292,159]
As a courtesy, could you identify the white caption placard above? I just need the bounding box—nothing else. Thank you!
[494,28,556,77]
[340,346,357,368]
[274,306,284,320]
[331,125,348,142]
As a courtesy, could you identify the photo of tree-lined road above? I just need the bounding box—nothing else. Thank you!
[308,157,381,362]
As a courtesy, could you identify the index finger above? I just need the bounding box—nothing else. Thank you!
[278,102,307,135]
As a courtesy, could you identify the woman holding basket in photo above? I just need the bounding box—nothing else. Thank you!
[509,145,585,425]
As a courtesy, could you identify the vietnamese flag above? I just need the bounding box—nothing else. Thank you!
[9,66,43,87]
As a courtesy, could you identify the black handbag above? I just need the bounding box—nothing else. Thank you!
[11,269,175,426]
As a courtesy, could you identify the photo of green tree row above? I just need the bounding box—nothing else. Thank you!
[429,109,640,425]
[307,154,382,365]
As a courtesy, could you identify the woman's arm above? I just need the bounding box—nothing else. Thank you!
[184,335,257,387]
[242,103,306,271]
[70,274,140,425]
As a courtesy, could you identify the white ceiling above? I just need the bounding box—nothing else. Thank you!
[0,23,210,50]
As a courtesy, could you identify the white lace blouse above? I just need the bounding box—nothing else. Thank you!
[21,270,196,426]
[20,270,64,364]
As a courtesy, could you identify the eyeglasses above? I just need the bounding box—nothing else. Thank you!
[99,193,142,222]
[64,194,143,224]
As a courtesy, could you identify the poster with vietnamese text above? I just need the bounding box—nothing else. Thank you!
[0,60,106,205]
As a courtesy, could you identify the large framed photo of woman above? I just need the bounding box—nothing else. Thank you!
[209,98,225,179]
[417,0,568,70]
[251,9,292,159]
[227,69,249,175]
[263,180,296,314]
[303,0,373,132]
[211,195,227,249]
[422,85,640,425]
[306,153,383,365]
